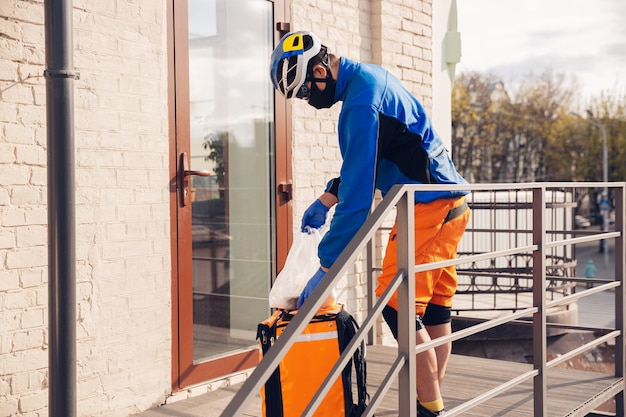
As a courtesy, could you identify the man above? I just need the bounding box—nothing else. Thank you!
[270,31,470,416]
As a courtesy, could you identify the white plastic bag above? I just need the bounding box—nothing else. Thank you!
[269,228,324,310]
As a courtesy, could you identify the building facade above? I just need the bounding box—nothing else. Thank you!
[0,0,459,415]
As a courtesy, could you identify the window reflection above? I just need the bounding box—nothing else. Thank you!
[188,0,274,362]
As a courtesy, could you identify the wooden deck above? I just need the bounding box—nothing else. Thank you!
[133,345,622,417]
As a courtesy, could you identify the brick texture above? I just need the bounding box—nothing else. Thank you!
[0,0,170,416]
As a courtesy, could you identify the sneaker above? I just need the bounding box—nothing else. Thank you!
[417,401,444,416]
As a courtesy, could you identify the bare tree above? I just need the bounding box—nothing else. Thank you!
[450,69,625,184]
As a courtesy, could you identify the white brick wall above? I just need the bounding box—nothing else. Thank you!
[0,2,49,417]
[0,0,171,416]
[72,0,172,415]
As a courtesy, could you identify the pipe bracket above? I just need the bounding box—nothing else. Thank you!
[43,69,80,80]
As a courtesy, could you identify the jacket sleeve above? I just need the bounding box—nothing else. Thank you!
[325,177,341,197]
[318,105,379,268]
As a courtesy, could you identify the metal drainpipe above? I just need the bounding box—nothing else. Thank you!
[44,0,78,416]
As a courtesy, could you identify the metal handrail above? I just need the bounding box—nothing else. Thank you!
[221,183,409,416]
[221,182,625,417]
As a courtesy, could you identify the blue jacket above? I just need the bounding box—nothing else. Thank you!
[318,58,468,268]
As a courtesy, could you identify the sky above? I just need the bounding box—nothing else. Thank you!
[456,0,626,100]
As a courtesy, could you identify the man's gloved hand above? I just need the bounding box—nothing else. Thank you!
[301,199,329,232]
[297,267,326,309]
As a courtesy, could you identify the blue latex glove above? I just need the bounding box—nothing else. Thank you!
[301,199,329,232]
[297,267,326,308]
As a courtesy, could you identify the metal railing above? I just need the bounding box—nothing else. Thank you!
[221,182,625,417]
[453,188,578,314]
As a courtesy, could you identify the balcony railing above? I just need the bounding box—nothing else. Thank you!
[221,182,625,417]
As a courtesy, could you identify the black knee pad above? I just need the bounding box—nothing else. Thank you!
[421,303,451,326]
[382,305,424,340]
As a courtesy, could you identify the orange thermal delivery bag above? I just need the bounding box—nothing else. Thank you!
[257,305,367,417]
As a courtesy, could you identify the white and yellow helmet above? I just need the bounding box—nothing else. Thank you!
[270,31,324,99]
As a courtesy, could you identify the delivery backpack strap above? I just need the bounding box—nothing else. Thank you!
[336,310,368,417]
[257,310,284,417]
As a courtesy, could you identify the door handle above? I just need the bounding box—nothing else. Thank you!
[179,152,211,207]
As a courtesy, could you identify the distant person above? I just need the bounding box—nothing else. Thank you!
[270,31,471,416]
[599,193,610,253]
[584,259,596,289]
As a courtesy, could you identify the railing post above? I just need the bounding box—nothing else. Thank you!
[396,190,416,416]
[367,239,377,345]
[614,185,625,416]
[532,186,547,416]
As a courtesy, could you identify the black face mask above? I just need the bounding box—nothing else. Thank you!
[308,76,337,109]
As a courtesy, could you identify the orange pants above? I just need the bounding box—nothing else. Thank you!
[375,196,470,318]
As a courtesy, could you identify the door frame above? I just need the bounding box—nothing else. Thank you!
[167,0,292,391]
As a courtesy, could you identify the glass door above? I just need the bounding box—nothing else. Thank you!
[188,0,274,362]
[170,0,289,388]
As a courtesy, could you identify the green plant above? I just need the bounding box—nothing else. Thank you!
[203,131,226,187]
